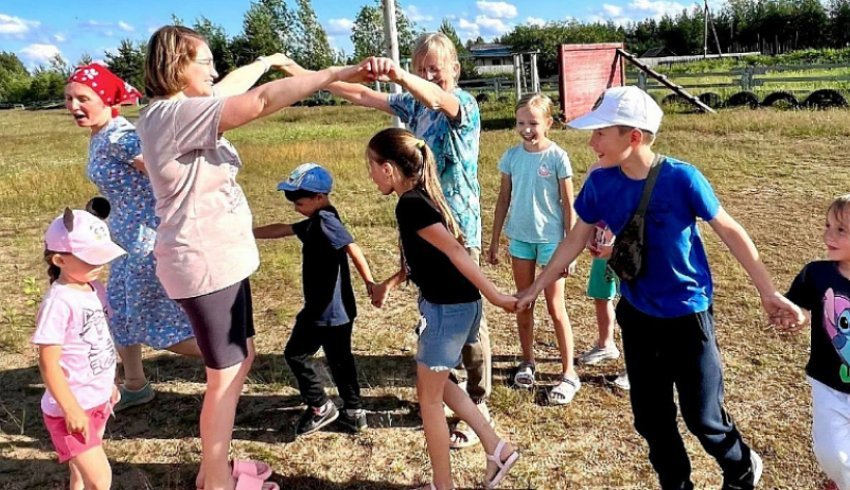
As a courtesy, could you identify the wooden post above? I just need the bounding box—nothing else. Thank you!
[382,0,402,128]
[530,52,540,93]
[513,53,522,100]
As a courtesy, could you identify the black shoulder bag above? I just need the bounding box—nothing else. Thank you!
[608,154,664,282]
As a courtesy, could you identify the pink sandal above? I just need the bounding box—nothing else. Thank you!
[235,473,279,490]
[196,459,273,490]
[484,440,519,489]
[232,459,272,480]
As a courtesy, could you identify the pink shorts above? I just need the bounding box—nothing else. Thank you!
[43,402,111,463]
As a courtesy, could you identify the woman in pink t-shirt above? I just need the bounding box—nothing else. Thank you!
[136,25,374,490]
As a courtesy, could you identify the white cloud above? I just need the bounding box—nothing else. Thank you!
[53,33,66,43]
[603,4,623,16]
[458,15,512,39]
[19,43,61,65]
[475,1,517,19]
[117,21,134,32]
[592,0,686,25]
[629,0,686,19]
[326,18,354,36]
[526,17,546,27]
[0,13,40,35]
[405,5,433,23]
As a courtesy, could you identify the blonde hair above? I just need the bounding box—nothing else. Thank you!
[412,33,460,83]
[144,25,206,98]
[828,194,850,224]
[515,93,554,118]
[367,128,463,243]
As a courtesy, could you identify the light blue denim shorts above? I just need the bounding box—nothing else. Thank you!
[415,298,482,371]
[508,238,559,266]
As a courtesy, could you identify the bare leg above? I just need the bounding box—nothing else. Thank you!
[68,458,84,490]
[200,340,256,490]
[417,363,455,490]
[593,299,617,348]
[442,380,516,480]
[511,258,537,364]
[69,445,112,490]
[543,277,576,378]
[166,337,203,358]
[116,344,147,391]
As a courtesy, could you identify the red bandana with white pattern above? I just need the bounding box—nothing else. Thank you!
[68,63,142,117]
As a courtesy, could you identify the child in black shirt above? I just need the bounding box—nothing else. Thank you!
[366,128,518,490]
[254,163,375,436]
[786,194,850,490]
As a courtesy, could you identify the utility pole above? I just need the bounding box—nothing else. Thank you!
[382,0,403,128]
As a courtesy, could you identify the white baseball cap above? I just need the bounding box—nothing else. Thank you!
[45,208,126,266]
[568,86,663,134]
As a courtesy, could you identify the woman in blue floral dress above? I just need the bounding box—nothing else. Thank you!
[65,64,200,411]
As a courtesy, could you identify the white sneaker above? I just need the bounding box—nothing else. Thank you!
[577,344,620,365]
[612,370,630,390]
[750,449,763,487]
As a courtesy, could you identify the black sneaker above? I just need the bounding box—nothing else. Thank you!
[295,401,339,436]
[337,408,368,433]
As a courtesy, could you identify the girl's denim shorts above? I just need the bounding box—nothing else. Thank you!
[415,298,482,371]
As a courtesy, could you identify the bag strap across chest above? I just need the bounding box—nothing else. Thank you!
[633,154,665,219]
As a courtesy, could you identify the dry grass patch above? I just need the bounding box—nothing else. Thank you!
[0,104,840,489]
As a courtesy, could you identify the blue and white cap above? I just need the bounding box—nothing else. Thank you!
[277,163,333,194]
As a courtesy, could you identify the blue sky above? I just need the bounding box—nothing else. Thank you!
[1,0,710,69]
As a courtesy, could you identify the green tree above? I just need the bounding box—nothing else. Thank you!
[294,0,334,69]
[75,53,94,68]
[105,39,146,92]
[0,51,30,103]
[194,16,236,76]
[439,19,475,80]
[830,0,850,46]
[232,0,295,67]
[350,0,418,59]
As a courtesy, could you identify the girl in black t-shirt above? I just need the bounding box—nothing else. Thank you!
[366,128,518,490]
[786,194,850,490]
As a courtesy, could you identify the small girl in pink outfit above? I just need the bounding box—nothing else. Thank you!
[33,208,126,490]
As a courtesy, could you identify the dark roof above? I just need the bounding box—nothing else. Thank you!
[641,46,677,57]
[469,43,512,57]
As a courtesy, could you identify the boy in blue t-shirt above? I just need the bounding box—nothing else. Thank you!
[254,163,376,437]
[516,86,805,489]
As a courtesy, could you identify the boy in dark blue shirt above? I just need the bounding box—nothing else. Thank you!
[517,87,805,489]
[254,163,375,436]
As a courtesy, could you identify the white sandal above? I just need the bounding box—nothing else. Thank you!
[512,361,535,389]
[484,439,519,489]
[549,375,581,406]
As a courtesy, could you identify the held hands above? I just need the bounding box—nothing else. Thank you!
[515,287,538,312]
[363,57,406,84]
[369,280,391,308]
[334,58,381,85]
[762,291,807,333]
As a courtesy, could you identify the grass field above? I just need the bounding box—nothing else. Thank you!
[0,102,847,489]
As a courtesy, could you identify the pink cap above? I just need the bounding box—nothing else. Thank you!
[44,208,126,265]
